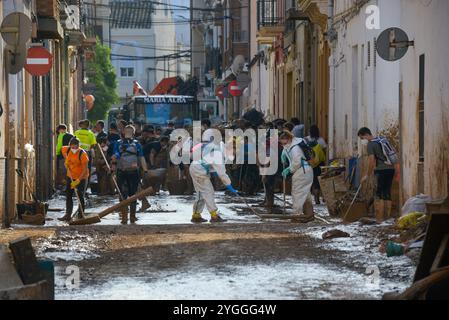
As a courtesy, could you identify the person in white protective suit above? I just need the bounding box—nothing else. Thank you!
[189,129,238,223]
[279,131,315,222]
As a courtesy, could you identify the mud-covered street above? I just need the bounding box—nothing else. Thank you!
[6,192,417,300]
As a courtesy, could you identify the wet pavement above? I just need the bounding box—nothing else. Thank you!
[16,191,416,300]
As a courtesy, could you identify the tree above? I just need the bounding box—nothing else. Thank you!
[86,39,119,121]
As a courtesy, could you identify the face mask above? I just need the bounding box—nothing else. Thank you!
[102,146,108,152]
[71,148,78,154]
[361,139,369,146]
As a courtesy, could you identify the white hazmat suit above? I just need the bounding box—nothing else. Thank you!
[190,141,232,215]
[282,137,314,215]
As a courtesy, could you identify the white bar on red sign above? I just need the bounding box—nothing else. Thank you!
[27,58,49,65]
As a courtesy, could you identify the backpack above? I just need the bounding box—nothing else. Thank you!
[372,137,398,165]
[62,133,74,146]
[65,147,86,161]
[297,139,316,164]
[117,140,139,171]
[307,139,325,168]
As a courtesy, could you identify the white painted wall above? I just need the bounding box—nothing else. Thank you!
[400,0,449,200]
[153,0,177,83]
[105,0,177,100]
[111,30,156,98]
[329,0,401,159]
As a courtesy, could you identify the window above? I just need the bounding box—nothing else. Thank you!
[120,67,134,78]
[418,54,425,162]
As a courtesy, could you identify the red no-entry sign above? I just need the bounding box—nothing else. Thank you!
[228,80,242,97]
[24,47,53,76]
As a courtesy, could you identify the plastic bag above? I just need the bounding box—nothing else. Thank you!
[396,212,425,229]
[401,194,432,216]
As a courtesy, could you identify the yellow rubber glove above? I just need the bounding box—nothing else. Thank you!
[70,179,80,189]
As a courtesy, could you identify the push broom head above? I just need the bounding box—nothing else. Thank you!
[68,214,101,226]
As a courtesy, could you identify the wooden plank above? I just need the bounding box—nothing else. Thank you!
[98,187,153,218]
[0,245,23,290]
[430,234,449,274]
[414,213,449,282]
[8,237,44,285]
[257,214,302,220]
[0,280,49,300]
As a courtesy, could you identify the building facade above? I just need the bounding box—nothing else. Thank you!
[0,0,89,226]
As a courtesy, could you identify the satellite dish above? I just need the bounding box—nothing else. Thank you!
[377,27,414,62]
[231,55,246,75]
[1,12,32,47]
[5,44,27,75]
[236,72,251,89]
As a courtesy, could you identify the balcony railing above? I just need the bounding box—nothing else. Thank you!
[257,0,284,29]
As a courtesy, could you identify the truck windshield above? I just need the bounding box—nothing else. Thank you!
[142,103,193,127]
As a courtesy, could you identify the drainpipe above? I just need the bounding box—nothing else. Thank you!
[328,0,336,160]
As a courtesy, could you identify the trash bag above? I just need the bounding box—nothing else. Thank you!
[396,212,425,229]
[401,194,432,216]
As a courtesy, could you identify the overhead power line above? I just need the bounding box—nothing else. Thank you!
[83,1,248,12]
[85,15,235,25]
[102,39,206,53]
[111,52,191,60]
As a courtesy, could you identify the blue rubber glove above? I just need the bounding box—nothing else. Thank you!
[282,167,291,178]
[226,184,238,195]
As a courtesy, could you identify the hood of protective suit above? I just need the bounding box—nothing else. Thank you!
[285,137,303,152]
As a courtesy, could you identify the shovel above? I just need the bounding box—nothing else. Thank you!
[342,181,364,222]
[70,187,154,226]
[66,169,85,218]
[273,194,331,224]
[233,193,264,220]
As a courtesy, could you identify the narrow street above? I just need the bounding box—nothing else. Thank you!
[1,0,448,304]
[14,193,416,300]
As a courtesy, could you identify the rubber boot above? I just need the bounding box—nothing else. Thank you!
[303,199,315,218]
[130,202,138,224]
[191,212,207,223]
[210,210,227,223]
[293,200,315,223]
[77,209,83,220]
[120,207,128,225]
[58,210,72,221]
[312,188,321,205]
[374,199,385,223]
[384,200,392,219]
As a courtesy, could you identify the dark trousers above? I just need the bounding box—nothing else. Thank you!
[262,174,276,207]
[375,169,395,200]
[66,177,86,215]
[312,165,323,192]
[117,170,140,213]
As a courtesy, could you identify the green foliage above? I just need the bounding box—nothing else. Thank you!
[86,39,119,121]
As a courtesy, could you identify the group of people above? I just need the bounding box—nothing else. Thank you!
[55,112,394,225]
[55,118,174,224]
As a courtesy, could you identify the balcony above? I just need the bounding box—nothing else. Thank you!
[60,1,86,45]
[257,0,284,41]
[36,0,63,39]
